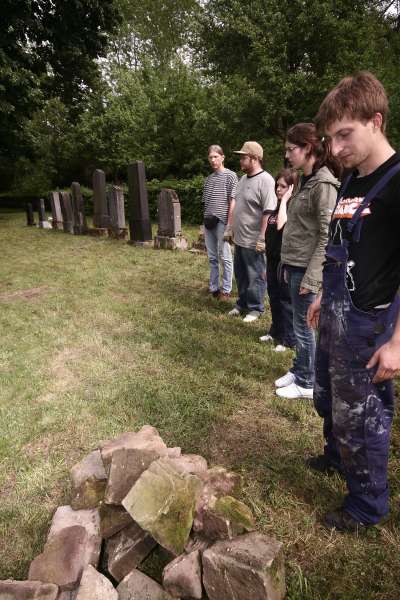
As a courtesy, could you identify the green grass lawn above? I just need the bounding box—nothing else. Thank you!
[1,209,399,598]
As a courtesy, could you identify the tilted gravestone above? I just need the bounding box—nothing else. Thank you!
[49,192,63,230]
[92,169,109,234]
[71,182,88,235]
[108,186,128,239]
[59,191,74,234]
[38,198,52,229]
[154,189,188,250]
[26,202,36,226]
[127,161,152,246]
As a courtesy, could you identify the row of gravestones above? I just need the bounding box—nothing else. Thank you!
[26,161,191,250]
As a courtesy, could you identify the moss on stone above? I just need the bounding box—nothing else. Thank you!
[214,496,255,533]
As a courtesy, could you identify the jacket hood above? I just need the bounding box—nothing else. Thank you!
[306,165,340,189]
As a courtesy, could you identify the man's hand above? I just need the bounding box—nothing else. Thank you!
[307,295,321,329]
[255,238,266,253]
[367,338,400,383]
[223,226,233,242]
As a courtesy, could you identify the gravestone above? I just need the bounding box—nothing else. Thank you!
[60,191,74,234]
[127,161,152,246]
[191,225,206,253]
[71,182,88,235]
[49,192,63,230]
[38,198,52,229]
[92,169,109,235]
[26,202,36,226]
[108,186,128,239]
[154,189,188,250]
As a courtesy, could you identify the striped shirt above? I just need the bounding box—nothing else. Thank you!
[202,168,238,224]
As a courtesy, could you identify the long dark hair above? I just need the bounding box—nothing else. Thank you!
[286,122,342,179]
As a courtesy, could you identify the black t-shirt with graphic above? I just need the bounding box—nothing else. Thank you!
[265,206,283,261]
[330,152,400,311]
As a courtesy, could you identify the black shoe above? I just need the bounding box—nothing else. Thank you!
[306,454,342,476]
[323,508,369,533]
[211,290,220,298]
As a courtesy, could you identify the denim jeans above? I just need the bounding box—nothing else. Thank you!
[234,245,267,313]
[204,221,233,294]
[286,265,316,388]
[266,256,295,347]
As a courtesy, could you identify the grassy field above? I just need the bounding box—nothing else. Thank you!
[0,209,399,598]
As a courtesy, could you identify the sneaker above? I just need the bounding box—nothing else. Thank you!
[274,371,295,388]
[243,311,260,323]
[259,334,273,343]
[228,307,241,316]
[210,290,220,298]
[276,382,313,399]
[323,508,370,533]
[219,292,231,301]
[306,455,342,477]
[274,344,288,352]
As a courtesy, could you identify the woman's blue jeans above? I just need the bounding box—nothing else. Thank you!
[286,266,316,389]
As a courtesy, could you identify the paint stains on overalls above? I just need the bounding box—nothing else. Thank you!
[314,163,400,525]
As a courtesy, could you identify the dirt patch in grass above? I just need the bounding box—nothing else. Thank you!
[0,286,48,302]
[50,347,81,391]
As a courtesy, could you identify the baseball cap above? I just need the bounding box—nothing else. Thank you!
[233,141,263,160]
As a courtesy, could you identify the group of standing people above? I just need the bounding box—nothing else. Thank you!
[202,71,400,533]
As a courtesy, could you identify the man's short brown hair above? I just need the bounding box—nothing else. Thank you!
[315,71,389,133]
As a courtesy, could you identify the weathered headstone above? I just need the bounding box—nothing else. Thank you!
[49,192,63,230]
[38,198,52,229]
[71,182,88,235]
[108,185,128,239]
[26,202,36,226]
[154,189,188,250]
[127,161,152,246]
[59,192,74,234]
[92,169,109,234]
[191,225,206,253]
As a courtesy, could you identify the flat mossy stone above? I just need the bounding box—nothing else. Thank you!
[214,495,255,533]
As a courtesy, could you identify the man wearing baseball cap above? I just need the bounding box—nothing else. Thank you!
[225,141,277,322]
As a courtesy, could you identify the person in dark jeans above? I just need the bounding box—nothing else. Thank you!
[276,123,341,399]
[260,168,298,351]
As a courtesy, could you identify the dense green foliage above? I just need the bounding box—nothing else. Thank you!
[1,0,400,194]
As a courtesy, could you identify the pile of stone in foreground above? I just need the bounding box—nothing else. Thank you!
[0,425,286,599]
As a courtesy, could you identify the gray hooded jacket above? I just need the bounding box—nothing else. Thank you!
[280,166,340,293]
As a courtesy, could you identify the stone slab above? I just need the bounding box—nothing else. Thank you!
[162,550,202,599]
[168,454,208,476]
[0,580,58,599]
[48,505,101,567]
[153,236,188,250]
[107,521,157,582]
[202,532,286,600]
[122,458,202,555]
[28,526,89,590]
[70,450,107,510]
[75,565,118,600]
[117,569,174,600]
[99,503,133,539]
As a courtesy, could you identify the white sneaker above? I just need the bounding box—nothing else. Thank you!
[259,334,273,342]
[276,382,314,399]
[275,371,295,388]
[243,311,260,323]
[228,307,241,316]
[274,344,288,352]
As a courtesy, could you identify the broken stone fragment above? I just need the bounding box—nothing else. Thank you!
[122,458,202,555]
[117,569,175,600]
[162,550,202,599]
[57,591,78,600]
[202,532,286,600]
[28,526,89,591]
[106,521,157,582]
[166,447,181,458]
[169,454,208,476]
[99,425,168,475]
[0,580,59,599]
[48,505,101,568]
[202,496,255,541]
[193,467,243,533]
[70,450,107,510]
[99,502,133,539]
[75,565,118,600]
[184,533,211,554]
[105,446,165,505]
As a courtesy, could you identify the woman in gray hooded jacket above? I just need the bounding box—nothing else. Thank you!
[275,122,342,400]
